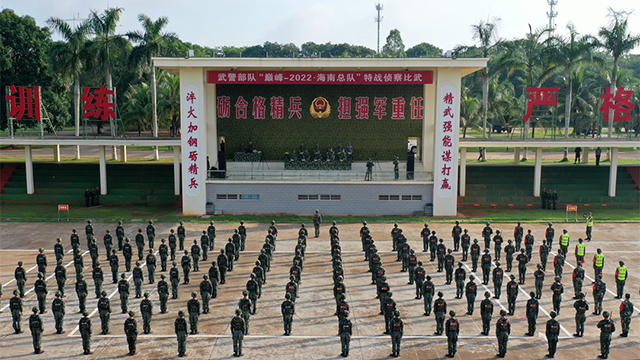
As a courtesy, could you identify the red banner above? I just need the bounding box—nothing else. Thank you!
[207,71,433,85]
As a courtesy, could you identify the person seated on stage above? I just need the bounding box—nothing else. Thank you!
[336,142,343,154]
[346,142,354,161]
[239,142,247,153]
[288,150,298,161]
[326,147,335,162]
[299,142,306,154]
[314,143,321,156]
[339,149,347,162]
[302,150,310,162]
[247,141,256,153]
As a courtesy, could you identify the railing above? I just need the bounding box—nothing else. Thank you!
[207,170,433,182]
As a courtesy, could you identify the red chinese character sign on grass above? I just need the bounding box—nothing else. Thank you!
[436,86,458,198]
[182,84,202,197]
[82,86,116,121]
[523,87,559,121]
[599,86,636,122]
[5,85,42,121]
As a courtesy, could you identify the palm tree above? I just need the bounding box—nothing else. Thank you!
[47,17,90,159]
[127,14,177,159]
[545,23,600,160]
[596,8,640,138]
[122,83,152,136]
[157,71,181,136]
[459,90,481,138]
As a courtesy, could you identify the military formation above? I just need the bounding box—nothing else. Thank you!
[3,217,636,359]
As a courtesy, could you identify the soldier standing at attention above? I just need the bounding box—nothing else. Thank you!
[540,239,550,271]
[573,292,589,337]
[461,229,471,261]
[445,310,459,358]
[239,291,252,335]
[525,291,539,336]
[572,262,585,299]
[85,220,94,248]
[593,274,606,315]
[466,275,478,315]
[470,239,481,272]
[54,237,64,263]
[506,274,519,315]
[170,262,180,299]
[52,291,65,334]
[452,220,462,252]
[209,261,220,298]
[200,275,213,314]
[535,264,545,299]
[133,261,144,298]
[247,274,259,314]
[419,223,430,252]
[407,249,418,284]
[158,274,170,313]
[429,231,438,261]
[480,291,494,335]
[73,250,84,281]
[437,239,447,272]
[281,293,295,335]
[504,240,515,272]
[124,311,138,355]
[98,290,111,334]
[390,310,403,358]
[187,292,200,334]
[493,230,503,261]
[551,189,559,210]
[313,210,322,238]
[207,220,216,251]
[423,275,435,315]
[169,229,178,261]
[231,309,245,357]
[146,220,156,249]
[575,238,586,265]
[118,273,130,313]
[123,238,133,271]
[481,250,492,285]
[517,249,529,284]
[339,310,353,357]
[181,250,192,284]
[383,292,397,335]
[218,249,228,284]
[71,228,81,252]
[238,220,247,251]
[79,310,92,354]
[34,272,48,313]
[103,230,113,261]
[200,231,209,262]
[140,292,153,334]
[454,262,466,298]
[76,273,88,313]
[444,249,455,284]
[545,223,555,250]
[108,249,119,283]
[597,311,615,359]
[496,310,511,358]
[116,220,125,251]
[177,221,186,251]
[159,239,169,271]
[554,250,565,280]
[393,156,399,179]
[36,247,47,277]
[414,261,426,299]
[55,259,67,296]
[232,230,241,259]
[546,311,561,358]
[514,221,524,252]
[433,292,447,335]
[225,239,235,271]
[135,229,145,261]
[29,307,43,354]
[10,290,23,333]
[619,293,633,337]
[191,240,201,272]
[551,277,564,314]
[482,222,493,250]
[89,238,100,268]
[593,249,605,279]
[615,261,628,299]
[559,229,570,256]
[492,261,504,299]
[175,310,189,357]
[525,229,535,260]
[585,212,594,241]
[92,261,104,298]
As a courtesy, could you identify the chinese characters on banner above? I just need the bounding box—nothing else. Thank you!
[599,86,636,122]
[523,87,559,121]
[436,84,458,198]
[5,85,42,121]
[208,71,434,85]
[183,84,202,197]
[216,95,424,120]
[81,86,116,121]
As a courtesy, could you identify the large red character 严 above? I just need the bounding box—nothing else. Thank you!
[599,86,636,122]
[523,87,559,121]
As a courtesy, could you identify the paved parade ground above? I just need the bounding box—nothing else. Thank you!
[0,220,638,359]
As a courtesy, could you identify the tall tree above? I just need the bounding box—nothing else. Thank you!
[472,18,501,142]
[382,29,406,57]
[47,17,90,158]
[406,42,443,58]
[127,14,177,159]
[597,8,640,138]
[459,90,481,138]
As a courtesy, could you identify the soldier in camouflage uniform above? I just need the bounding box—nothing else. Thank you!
[158,274,170,313]
[98,290,111,334]
[29,306,44,354]
[187,291,200,334]
[76,272,88,313]
[339,310,352,357]
[140,292,153,334]
[34,272,48,313]
[175,310,188,357]
[118,273,130,313]
[52,291,66,333]
[281,293,295,335]
[79,310,92,355]
[231,309,246,357]
[200,274,213,314]
[10,290,23,333]
[239,291,252,335]
[55,258,67,296]
[124,311,138,355]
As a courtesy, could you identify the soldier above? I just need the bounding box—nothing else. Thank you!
[517,249,529,284]
[54,237,65,263]
[496,310,511,358]
[89,238,100,268]
[414,261,426,299]
[225,239,236,271]
[480,291,494,335]
[444,249,455,284]
[145,249,156,284]
[466,275,478,315]
[585,212,594,241]
[423,275,435,315]
[506,274,519,315]
[169,229,178,261]
[461,229,471,261]
[482,222,493,250]
[534,264,545,299]
[231,309,245,357]
[593,274,606,315]
[619,293,633,337]
[79,310,92,354]
[504,240,515,272]
[493,230,503,261]
[545,223,555,249]
[281,293,295,335]
[470,239,481,272]
[336,294,348,323]
[106,249,118,284]
[546,311,561,358]
[593,248,605,279]
[492,261,504,299]
[559,229,570,256]
[200,274,213,314]
[526,291,539,336]
[540,239,550,271]
[551,189,559,210]
[615,260,628,299]
[76,272,88,313]
[339,310,353,357]
[390,310,403,357]
[189,240,201,272]
[407,249,418,284]
[29,307,44,354]
[104,230,113,260]
[36,247,47,277]
[73,250,84,281]
[146,220,156,249]
[286,275,298,302]
[334,277,347,316]
[573,262,585,298]
[454,262,466,298]
[199,230,210,262]
[85,220,94,248]
[551,276,564,314]
[34,272,48,313]
[597,311,615,359]
[177,221,186,251]
[434,291,447,335]
[97,290,111,334]
[71,228,81,251]
[437,239,446,272]
[159,239,169,271]
[452,220,462,252]
[207,220,216,251]
[573,292,589,337]
[429,231,438,261]
[55,258,67,296]
[378,276,390,314]
[181,250,191,284]
[187,291,200,334]
[383,291,397,335]
[140,292,153,334]
[313,210,322,237]
[239,291,252,335]
[218,249,228,284]
[124,311,138,355]
[123,238,133,271]
[158,274,170,313]
[247,274,259,314]
[238,220,247,251]
[481,249,492,285]
[541,188,548,209]
[393,156,399,179]
[10,290,23,333]
[116,220,125,251]
[133,261,144,298]
[525,229,535,260]
[575,238,586,264]
[175,310,189,357]
[290,260,302,284]
[514,221,524,252]
[135,229,145,261]
[209,261,220,298]
[371,248,382,284]
[554,250,565,280]
[118,273,130,313]
[421,223,431,252]
[445,310,459,358]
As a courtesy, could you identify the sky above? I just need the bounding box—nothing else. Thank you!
[3,0,640,54]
